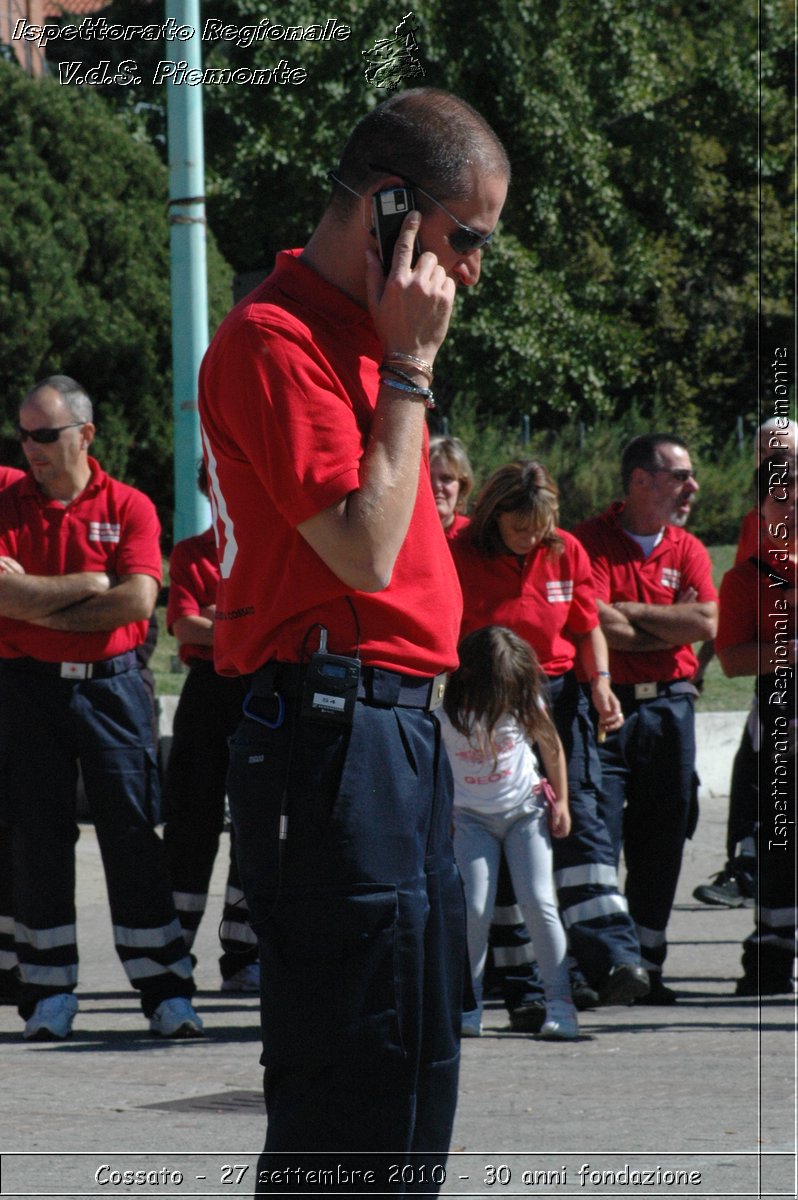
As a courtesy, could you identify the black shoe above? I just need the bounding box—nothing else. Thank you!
[693,865,754,908]
[634,972,678,1005]
[508,1001,546,1033]
[570,979,600,1011]
[599,963,650,1006]
[735,975,794,997]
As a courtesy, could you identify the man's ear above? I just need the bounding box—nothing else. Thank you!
[81,423,96,450]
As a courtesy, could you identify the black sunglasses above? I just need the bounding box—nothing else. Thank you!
[17,422,85,445]
[367,162,494,256]
[647,468,697,483]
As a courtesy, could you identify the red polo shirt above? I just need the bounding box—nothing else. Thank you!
[198,249,462,677]
[0,458,162,662]
[716,554,796,657]
[574,502,717,684]
[167,527,219,665]
[734,507,762,566]
[450,528,598,676]
[0,467,24,490]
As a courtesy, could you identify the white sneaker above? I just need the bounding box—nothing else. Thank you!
[460,1010,483,1038]
[540,999,579,1040]
[24,993,78,1041]
[220,963,260,993]
[149,997,205,1039]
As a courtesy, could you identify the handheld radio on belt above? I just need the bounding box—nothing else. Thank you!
[300,627,360,727]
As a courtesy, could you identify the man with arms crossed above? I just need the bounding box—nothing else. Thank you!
[575,434,718,1004]
[0,375,201,1039]
[199,89,509,1191]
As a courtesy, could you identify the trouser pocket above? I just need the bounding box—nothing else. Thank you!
[253,885,402,1070]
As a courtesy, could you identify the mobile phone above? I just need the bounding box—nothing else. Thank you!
[372,186,419,275]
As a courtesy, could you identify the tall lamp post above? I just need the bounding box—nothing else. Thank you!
[166,0,210,540]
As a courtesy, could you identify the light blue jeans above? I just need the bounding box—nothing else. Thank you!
[453,799,570,1019]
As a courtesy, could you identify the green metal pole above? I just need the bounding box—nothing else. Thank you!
[166,0,210,541]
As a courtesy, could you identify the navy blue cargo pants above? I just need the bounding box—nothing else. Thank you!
[227,664,464,1196]
[598,683,698,973]
[0,657,195,1019]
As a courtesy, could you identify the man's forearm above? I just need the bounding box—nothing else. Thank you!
[615,600,718,645]
[0,572,110,622]
[597,601,672,653]
[32,576,158,633]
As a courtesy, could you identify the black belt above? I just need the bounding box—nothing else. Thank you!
[249,661,448,711]
[2,651,138,680]
[614,680,699,703]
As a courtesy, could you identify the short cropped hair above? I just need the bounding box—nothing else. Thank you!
[330,88,510,215]
[26,375,93,424]
[620,433,689,495]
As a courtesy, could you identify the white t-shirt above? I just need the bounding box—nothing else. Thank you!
[438,711,544,815]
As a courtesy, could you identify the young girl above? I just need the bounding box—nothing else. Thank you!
[439,625,578,1039]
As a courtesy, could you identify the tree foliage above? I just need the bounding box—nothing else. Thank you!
[0,58,231,534]
[21,0,796,512]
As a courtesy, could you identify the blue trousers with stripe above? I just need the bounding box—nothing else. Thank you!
[597,688,697,972]
[0,661,195,1019]
[227,678,464,1194]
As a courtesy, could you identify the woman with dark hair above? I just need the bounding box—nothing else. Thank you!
[450,461,650,1007]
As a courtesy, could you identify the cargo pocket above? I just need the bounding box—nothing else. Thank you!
[253,885,402,1070]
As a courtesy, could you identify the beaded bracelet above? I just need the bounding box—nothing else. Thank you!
[380,362,426,390]
[385,351,434,382]
[380,375,436,410]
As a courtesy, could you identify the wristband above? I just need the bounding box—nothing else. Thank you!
[380,375,436,410]
[591,671,612,684]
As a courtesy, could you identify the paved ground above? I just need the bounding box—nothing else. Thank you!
[1,783,795,1199]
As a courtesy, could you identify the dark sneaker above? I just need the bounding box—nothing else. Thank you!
[735,975,795,997]
[599,963,650,1006]
[693,866,754,908]
[570,978,600,1011]
[634,972,678,1005]
[0,967,22,1006]
[508,1001,546,1033]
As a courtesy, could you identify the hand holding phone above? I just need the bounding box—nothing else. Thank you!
[372,187,420,275]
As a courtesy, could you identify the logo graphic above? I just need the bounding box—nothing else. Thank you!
[546,580,574,604]
[661,568,681,590]
[362,12,426,90]
[88,522,121,543]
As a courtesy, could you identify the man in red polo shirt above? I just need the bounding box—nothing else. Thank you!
[199,89,509,1191]
[0,375,202,1041]
[575,433,718,1004]
[0,456,25,1005]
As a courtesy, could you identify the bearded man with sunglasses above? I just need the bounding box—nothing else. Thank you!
[0,375,203,1041]
[575,434,718,1005]
[199,89,508,1191]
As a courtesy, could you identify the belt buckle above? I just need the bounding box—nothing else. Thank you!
[61,662,92,680]
[634,682,657,700]
[429,672,448,711]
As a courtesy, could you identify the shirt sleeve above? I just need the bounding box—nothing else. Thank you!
[209,316,365,528]
[680,534,718,602]
[167,541,201,630]
[715,565,756,653]
[563,536,599,636]
[114,489,162,583]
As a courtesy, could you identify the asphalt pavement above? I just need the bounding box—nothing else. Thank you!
[0,734,795,1200]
